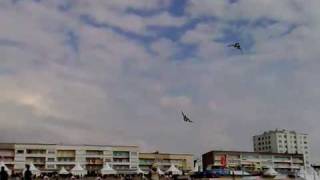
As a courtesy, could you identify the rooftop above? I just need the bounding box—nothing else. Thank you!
[204,150,304,157]
[0,142,138,148]
[254,129,308,136]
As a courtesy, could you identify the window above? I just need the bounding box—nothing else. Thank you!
[304,142,307,144]
[47,149,55,154]
[47,165,55,169]
[17,150,24,154]
[304,146,308,149]
[47,158,55,162]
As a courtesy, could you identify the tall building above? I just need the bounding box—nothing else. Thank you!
[202,150,304,173]
[253,129,310,166]
[139,151,193,172]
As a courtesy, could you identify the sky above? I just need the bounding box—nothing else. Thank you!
[1,0,320,161]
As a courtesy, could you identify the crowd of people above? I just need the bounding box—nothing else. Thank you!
[0,165,185,180]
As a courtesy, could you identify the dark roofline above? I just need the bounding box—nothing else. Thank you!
[254,129,308,136]
[204,150,303,157]
[0,142,138,148]
[140,152,193,156]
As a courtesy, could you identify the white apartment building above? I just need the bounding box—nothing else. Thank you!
[0,143,139,174]
[253,129,310,166]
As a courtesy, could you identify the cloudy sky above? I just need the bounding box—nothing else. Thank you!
[1,0,320,161]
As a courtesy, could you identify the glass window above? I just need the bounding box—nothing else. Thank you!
[48,150,55,154]
[47,158,55,162]
[17,150,24,154]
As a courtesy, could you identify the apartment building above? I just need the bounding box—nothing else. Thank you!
[0,143,139,174]
[139,151,193,172]
[202,150,304,174]
[253,129,310,166]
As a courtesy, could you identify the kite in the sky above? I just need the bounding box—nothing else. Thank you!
[182,111,193,123]
[228,42,242,53]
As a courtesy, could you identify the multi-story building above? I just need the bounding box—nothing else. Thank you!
[253,129,310,166]
[139,151,193,172]
[0,143,139,174]
[202,150,304,173]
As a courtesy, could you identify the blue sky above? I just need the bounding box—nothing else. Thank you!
[1,0,320,162]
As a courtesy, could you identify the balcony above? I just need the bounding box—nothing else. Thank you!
[112,161,131,165]
[86,158,103,165]
[139,160,154,165]
[0,151,15,157]
[292,160,303,163]
[26,150,46,154]
[86,151,103,156]
[113,152,130,158]
[274,164,291,169]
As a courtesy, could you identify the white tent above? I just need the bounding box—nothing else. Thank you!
[263,167,278,177]
[58,167,69,175]
[136,167,147,175]
[70,163,87,176]
[297,167,320,180]
[156,167,164,175]
[24,162,41,177]
[100,162,117,175]
[166,164,182,175]
[0,161,11,176]
[231,170,250,176]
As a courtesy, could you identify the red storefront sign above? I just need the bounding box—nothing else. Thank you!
[220,155,227,167]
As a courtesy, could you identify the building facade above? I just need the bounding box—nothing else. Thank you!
[139,152,193,172]
[0,143,139,174]
[202,150,304,173]
[253,129,310,166]
[0,143,193,175]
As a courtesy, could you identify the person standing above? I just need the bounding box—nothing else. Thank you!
[24,164,32,180]
[0,166,8,180]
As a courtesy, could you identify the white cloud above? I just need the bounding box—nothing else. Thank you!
[1,0,320,161]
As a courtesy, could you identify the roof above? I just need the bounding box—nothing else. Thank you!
[140,151,193,156]
[254,129,308,136]
[0,142,138,148]
[204,150,304,157]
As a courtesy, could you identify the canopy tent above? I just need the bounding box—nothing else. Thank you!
[156,167,164,175]
[70,163,87,176]
[136,167,147,175]
[100,162,117,175]
[231,170,250,176]
[0,161,11,176]
[24,162,41,177]
[263,167,278,177]
[166,164,182,175]
[58,167,69,175]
